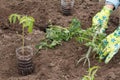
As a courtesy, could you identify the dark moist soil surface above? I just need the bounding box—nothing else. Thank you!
[0,0,120,80]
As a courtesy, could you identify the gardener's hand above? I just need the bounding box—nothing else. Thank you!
[98,26,120,63]
[92,6,113,33]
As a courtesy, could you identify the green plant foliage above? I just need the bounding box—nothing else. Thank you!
[76,24,106,67]
[81,66,100,80]
[9,13,35,33]
[36,18,106,56]
[76,26,106,52]
[68,18,81,37]
[36,18,81,49]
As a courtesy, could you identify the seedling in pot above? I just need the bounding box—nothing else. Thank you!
[9,13,35,75]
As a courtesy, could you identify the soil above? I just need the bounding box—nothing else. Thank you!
[0,0,120,80]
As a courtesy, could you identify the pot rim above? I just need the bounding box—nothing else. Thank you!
[16,46,33,60]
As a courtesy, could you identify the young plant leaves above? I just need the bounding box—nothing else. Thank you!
[36,18,81,50]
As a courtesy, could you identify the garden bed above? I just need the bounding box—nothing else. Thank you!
[0,0,120,80]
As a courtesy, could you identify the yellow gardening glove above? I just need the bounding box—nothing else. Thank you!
[92,6,112,33]
[98,26,120,63]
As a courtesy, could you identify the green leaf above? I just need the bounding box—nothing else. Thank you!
[36,40,48,49]
[19,15,35,33]
[82,76,90,80]
[9,13,21,23]
[68,18,81,37]
[48,40,61,48]
[88,66,100,77]
[81,66,100,80]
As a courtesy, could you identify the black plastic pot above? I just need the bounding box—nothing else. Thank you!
[61,0,74,15]
[16,46,34,76]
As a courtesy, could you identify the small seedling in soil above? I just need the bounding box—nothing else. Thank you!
[9,13,35,75]
[81,66,100,80]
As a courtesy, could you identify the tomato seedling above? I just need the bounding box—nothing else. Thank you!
[76,25,106,68]
[9,13,35,53]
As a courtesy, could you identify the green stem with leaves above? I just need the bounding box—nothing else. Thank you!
[86,31,98,67]
[77,33,97,68]
[77,25,101,68]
